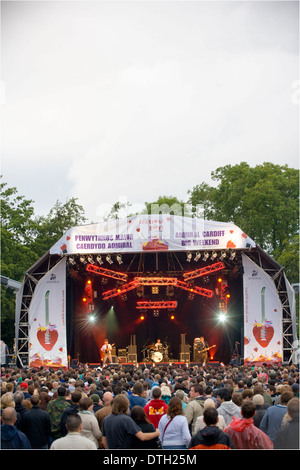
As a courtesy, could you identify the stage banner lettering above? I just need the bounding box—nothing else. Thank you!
[50,214,255,255]
[29,258,67,368]
[242,254,282,365]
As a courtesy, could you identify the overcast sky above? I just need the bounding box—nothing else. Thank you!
[1,0,299,222]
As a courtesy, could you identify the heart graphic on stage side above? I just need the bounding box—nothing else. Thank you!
[252,324,274,348]
[37,328,58,351]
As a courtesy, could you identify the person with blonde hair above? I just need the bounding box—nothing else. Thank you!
[1,392,15,409]
[194,398,226,434]
[78,396,102,448]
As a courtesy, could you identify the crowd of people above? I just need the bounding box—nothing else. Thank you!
[1,361,299,450]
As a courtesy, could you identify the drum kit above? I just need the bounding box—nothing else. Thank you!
[142,342,170,363]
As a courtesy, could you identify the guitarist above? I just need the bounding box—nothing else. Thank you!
[198,336,209,365]
[101,339,113,367]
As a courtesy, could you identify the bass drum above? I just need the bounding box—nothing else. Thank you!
[151,351,163,363]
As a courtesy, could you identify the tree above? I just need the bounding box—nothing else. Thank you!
[1,179,87,349]
[30,198,87,258]
[144,195,186,216]
[188,162,299,255]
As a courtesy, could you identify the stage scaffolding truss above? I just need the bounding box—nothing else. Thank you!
[15,245,296,367]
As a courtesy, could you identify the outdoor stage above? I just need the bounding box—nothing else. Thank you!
[15,214,296,369]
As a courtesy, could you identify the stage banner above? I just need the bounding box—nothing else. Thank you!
[242,254,282,365]
[29,258,67,368]
[50,214,255,255]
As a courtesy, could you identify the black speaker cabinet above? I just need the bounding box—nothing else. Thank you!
[127,354,137,363]
[180,352,190,362]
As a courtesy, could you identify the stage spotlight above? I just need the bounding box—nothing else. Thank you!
[68,256,76,265]
[170,313,175,320]
[153,310,160,317]
[106,255,113,264]
[194,252,201,262]
[203,251,209,262]
[219,250,227,260]
[116,254,123,265]
[96,255,103,265]
[80,256,87,264]
[211,251,218,260]
[187,252,192,262]
[87,255,95,264]
[88,314,96,323]
[218,277,222,283]
[82,297,87,303]
[140,314,145,321]
[218,312,227,323]
[229,250,236,261]
[152,286,159,294]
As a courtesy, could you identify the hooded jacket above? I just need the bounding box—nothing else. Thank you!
[225,417,273,449]
[1,424,32,449]
[217,400,241,426]
[144,399,168,428]
[189,425,234,450]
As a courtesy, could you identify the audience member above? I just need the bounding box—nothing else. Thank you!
[1,407,31,449]
[224,401,273,449]
[102,394,160,449]
[184,384,205,434]
[78,396,102,448]
[274,397,299,449]
[130,405,161,449]
[158,396,191,449]
[50,413,97,450]
[194,398,226,433]
[216,387,241,426]
[144,386,168,428]
[22,394,51,449]
[260,390,294,442]
[189,407,234,449]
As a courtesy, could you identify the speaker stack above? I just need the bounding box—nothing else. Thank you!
[179,334,190,362]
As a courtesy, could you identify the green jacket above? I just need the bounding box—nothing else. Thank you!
[47,397,70,438]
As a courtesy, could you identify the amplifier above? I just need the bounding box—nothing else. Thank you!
[127,354,137,363]
[118,349,127,356]
[179,352,190,362]
[118,356,127,363]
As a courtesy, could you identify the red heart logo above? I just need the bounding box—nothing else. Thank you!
[253,324,274,348]
[37,328,58,351]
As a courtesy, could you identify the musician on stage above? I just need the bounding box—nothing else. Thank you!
[198,336,209,365]
[155,339,163,351]
[101,339,113,366]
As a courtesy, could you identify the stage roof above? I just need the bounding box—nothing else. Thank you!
[50,214,256,256]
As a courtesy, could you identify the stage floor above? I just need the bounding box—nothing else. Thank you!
[88,361,220,369]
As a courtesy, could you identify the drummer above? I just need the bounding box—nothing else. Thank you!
[155,339,163,351]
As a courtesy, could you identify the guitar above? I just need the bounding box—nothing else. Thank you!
[103,343,115,356]
[198,344,216,354]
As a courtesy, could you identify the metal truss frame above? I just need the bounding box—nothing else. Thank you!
[136,300,178,309]
[183,261,225,282]
[86,264,128,282]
